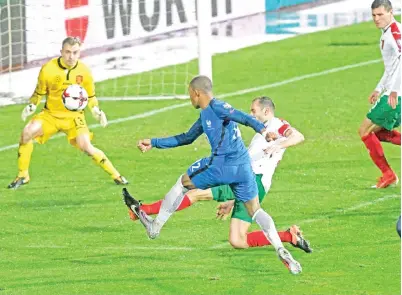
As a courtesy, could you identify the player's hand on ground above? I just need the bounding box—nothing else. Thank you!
[264,144,282,158]
[368,90,380,104]
[21,103,37,122]
[388,91,398,109]
[91,106,108,127]
[216,200,234,220]
[137,139,152,153]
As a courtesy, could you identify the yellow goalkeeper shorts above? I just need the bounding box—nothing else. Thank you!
[31,110,92,144]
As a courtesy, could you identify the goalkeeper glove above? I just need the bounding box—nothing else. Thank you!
[21,104,37,122]
[91,106,108,127]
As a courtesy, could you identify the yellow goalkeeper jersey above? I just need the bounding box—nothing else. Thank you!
[29,57,98,118]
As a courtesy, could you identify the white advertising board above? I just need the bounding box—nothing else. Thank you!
[25,0,265,62]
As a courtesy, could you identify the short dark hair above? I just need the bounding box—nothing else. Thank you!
[189,75,213,93]
[252,96,275,111]
[62,36,82,48]
[371,0,393,11]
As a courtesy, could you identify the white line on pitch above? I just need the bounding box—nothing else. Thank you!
[0,58,381,153]
[24,245,195,251]
[300,194,400,224]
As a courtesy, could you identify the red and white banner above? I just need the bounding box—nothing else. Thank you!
[25,0,265,62]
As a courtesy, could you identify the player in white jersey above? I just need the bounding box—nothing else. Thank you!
[124,96,312,253]
[358,0,401,188]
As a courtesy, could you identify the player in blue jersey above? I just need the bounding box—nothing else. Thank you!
[123,76,302,274]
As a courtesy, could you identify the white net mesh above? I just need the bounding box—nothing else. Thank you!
[1,0,391,105]
[0,0,204,100]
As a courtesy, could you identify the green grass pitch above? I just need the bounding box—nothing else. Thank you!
[0,20,400,294]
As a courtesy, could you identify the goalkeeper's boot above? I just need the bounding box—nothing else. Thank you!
[122,188,158,239]
[7,175,30,189]
[373,170,399,189]
[277,247,302,275]
[114,175,129,185]
[287,225,313,253]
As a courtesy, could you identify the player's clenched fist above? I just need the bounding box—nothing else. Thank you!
[137,139,153,153]
[21,103,37,122]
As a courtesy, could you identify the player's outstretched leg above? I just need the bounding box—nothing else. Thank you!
[375,129,401,145]
[288,225,313,253]
[127,190,201,221]
[277,247,302,275]
[246,225,313,253]
[74,134,128,185]
[123,175,189,239]
[252,208,302,274]
[122,188,156,237]
[123,188,141,215]
[150,175,190,238]
[91,149,128,185]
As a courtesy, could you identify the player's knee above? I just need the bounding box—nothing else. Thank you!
[181,174,196,190]
[76,140,93,154]
[20,127,34,143]
[229,236,247,249]
[358,122,372,138]
[358,126,367,138]
[244,198,260,217]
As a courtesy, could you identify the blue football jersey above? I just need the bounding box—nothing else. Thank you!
[151,98,265,165]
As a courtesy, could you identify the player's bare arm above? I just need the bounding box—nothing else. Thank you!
[264,127,305,157]
[388,66,400,109]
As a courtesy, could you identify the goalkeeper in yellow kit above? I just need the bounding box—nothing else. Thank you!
[7,37,128,189]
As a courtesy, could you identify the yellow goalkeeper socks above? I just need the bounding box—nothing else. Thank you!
[92,151,120,179]
[17,141,33,177]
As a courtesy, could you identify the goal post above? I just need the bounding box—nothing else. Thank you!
[196,0,212,81]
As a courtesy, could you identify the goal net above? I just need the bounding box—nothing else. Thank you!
[0,0,265,103]
[0,0,382,105]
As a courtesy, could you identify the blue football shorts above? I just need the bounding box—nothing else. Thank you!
[186,157,258,203]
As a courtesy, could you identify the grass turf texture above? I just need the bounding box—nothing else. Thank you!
[0,20,400,294]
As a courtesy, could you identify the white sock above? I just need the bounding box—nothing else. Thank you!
[154,175,189,229]
[253,208,284,251]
